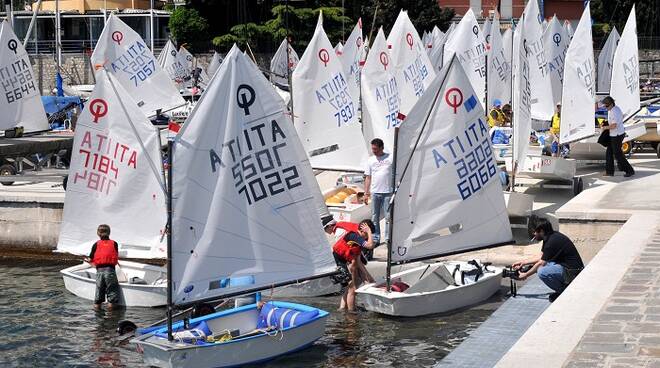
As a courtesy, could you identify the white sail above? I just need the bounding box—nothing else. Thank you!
[334,42,344,55]
[171,46,336,304]
[91,14,185,116]
[564,20,574,39]
[339,19,364,101]
[543,15,569,105]
[207,52,224,77]
[443,9,487,105]
[362,28,402,149]
[487,15,511,106]
[270,38,299,87]
[520,0,554,120]
[483,17,492,46]
[610,6,639,120]
[0,20,48,132]
[428,26,448,70]
[387,10,436,116]
[597,27,620,93]
[512,17,533,173]
[391,56,512,262]
[177,46,210,88]
[176,45,194,75]
[291,13,366,171]
[422,30,430,49]
[157,40,187,89]
[560,4,595,144]
[502,28,513,98]
[58,70,166,259]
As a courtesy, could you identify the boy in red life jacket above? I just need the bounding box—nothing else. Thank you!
[84,224,120,310]
[323,218,376,312]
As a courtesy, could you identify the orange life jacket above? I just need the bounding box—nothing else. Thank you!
[92,239,118,267]
[332,222,361,261]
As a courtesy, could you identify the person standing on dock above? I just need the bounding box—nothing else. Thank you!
[512,219,584,302]
[364,138,393,246]
[84,224,120,311]
[601,96,635,177]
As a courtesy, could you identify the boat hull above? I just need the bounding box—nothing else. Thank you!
[271,276,340,297]
[60,260,167,307]
[356,262,502,317]
[132,302,327,368]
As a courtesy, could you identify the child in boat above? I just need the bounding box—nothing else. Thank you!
[323,218,376,312]
[84,224,120,310]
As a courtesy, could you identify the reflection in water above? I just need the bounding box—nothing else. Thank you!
[0,260,506,368]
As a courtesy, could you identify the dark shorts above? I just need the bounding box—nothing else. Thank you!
[95,267,120,304]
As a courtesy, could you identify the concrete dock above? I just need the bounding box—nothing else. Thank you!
[439,151,660,368]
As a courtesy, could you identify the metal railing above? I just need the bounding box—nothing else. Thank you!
[24,38,170,54]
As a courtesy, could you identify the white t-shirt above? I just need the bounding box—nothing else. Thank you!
[608,105,625,137]
[364,153,393,194]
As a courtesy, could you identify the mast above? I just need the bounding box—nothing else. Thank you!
[385,127,399,292]
[149,0,154,52]
[510,19,516,192]
[285,0,294,117]
[166,139,173,341]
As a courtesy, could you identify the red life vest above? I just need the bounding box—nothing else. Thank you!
[332,222,361,262]
[92,239,118,266]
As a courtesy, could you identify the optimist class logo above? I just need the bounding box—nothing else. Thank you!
[89,99,108,123]
[318,48,330,67]
[445,88,463,114]
[406,33,414,50]
[111,31,123,45]
[379,52,389,70]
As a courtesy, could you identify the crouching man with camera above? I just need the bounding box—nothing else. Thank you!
[512,218,585,302]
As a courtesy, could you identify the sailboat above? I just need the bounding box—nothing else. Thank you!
[58,70,168,307]
[0,20,49,133]
[91,14,185,117]
[443,8,486,105]
[543,15,569,106]
[610,6,639,120]
[338,19,364,102]
[486,14,511,107]
[269,37,299,88]
[596,27,620,94]
[132,45,337,368]
[207,52,224,78]
[291,12,367,171]
[157,40,188,90]
[356,56,513,317]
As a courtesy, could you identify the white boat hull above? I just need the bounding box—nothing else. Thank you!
[60,260,167,307]
[356,261,502,317]
[133,302,327,368]
[506,154,577,181]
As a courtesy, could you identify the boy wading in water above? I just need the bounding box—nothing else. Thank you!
[84,224,121,310]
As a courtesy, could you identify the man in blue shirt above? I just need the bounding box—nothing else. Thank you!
[601,96,635,177]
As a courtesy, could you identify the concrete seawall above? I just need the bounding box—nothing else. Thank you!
[0,183,64,254]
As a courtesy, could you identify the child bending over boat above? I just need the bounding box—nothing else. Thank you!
[323,218,376,312]
[84,224,121,310]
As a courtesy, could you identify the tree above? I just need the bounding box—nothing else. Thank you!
[213,5,351,52]
[359,0,455,37]
[168,7,210,52]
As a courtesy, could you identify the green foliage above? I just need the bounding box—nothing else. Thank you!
[360,0,455,36]
[168,7,210,52]
[213,5,352,52]
[591,0,658,37]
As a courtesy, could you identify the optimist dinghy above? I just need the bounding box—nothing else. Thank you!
[58,70,168,307]
[356,55,513,317]
[132,45,337,367]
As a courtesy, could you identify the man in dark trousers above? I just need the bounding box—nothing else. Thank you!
[601,96,635,177]
[512,219,584,302]
[84,224,121,310]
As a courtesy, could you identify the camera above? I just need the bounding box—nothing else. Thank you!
[502,264,533,280]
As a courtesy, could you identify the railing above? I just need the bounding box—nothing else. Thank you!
[24,38,170,55]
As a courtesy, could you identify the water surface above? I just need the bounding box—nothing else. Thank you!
[0,259,508,367]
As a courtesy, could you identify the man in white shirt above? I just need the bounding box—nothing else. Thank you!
[364,138,393,245]
[601,96,635,177]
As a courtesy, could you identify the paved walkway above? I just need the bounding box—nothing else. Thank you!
[565,227,660,368]
[437,277,552,368]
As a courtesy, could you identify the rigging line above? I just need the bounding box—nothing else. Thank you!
[104,70,168,195]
